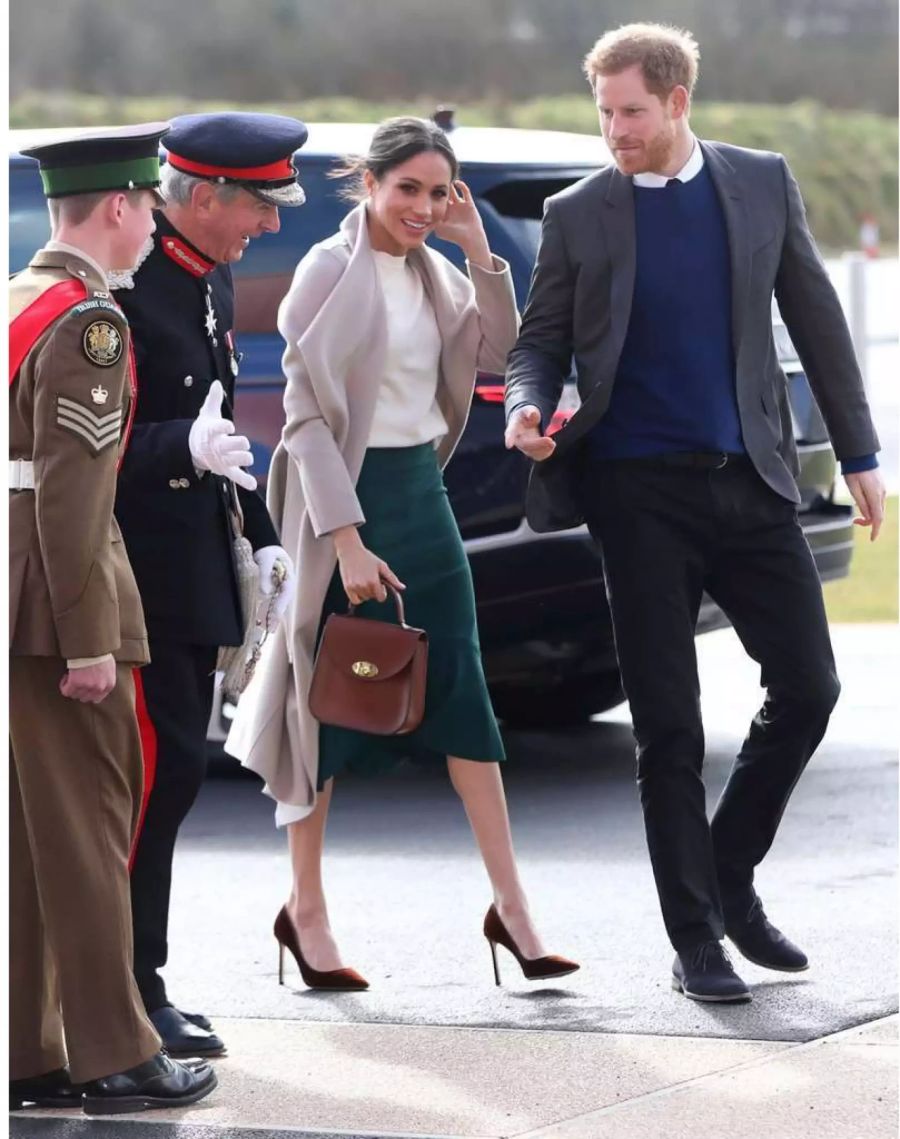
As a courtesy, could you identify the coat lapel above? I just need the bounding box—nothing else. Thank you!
[702,141,750,359]
[552,169,633,453]
[602,169,636,351]
[293,204,387,442]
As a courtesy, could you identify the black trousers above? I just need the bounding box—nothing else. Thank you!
[130,640,218,1012]
[584,455,840,953]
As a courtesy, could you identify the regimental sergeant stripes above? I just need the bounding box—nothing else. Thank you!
[56,396,123,453]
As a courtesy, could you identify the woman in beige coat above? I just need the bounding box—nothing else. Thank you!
[227,118,577,990]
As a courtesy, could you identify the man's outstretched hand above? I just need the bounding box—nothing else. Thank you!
[504,405,556,462]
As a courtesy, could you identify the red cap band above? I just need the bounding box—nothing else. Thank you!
[166,151,295,182]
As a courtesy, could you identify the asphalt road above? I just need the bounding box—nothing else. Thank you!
[164,623,897,1045]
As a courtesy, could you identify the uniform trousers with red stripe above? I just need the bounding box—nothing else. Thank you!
[10,658,161,1082]
[130,640,218,1013]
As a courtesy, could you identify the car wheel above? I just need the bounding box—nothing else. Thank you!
[493,672,625,729]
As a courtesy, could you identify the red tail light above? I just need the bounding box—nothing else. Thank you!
[474,383,506,404]
[475,383,574,435]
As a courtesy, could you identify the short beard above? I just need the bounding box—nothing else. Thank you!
[642,128,676,174]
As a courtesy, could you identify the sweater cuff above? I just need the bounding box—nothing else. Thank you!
[841,454,879,475]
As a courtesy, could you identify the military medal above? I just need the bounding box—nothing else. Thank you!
[203,284,218,346]
[225,329,241,377]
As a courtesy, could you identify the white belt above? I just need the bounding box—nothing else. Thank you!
[9,460,35,490]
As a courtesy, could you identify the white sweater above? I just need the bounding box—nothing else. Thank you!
[368,250,448,447]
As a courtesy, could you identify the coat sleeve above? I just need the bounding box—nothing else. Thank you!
[31,307,130,659]
[277,247,366,539]
[465,256,520,376]
[773,156,880,461]
[503,198,575,430]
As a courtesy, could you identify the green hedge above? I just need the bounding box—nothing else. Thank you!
[11,92,897,252]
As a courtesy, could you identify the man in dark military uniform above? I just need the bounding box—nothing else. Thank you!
[114,112,306,1056]
[10,125,217,1114]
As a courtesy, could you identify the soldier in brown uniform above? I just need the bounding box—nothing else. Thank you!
[9,125,217,1115]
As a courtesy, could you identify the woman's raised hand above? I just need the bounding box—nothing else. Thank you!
[433,180,492,268]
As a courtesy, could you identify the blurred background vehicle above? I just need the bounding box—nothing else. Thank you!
[10,118,856,736]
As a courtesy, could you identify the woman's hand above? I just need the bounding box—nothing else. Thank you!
[333,527,405,605]
[433,181,493,269]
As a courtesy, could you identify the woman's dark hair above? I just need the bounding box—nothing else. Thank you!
[331,116,459,202]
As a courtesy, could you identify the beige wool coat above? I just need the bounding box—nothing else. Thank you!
[225,202,519,817]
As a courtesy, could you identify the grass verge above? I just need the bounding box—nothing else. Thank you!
[823,496,898,623]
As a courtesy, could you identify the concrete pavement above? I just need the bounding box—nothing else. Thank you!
[9,625,898,1136]
[9,1015,897,1137]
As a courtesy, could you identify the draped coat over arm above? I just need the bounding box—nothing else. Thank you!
[226,202,519,816]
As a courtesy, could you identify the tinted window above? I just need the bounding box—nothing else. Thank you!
[10,162,50,273]
[483,176,588,266]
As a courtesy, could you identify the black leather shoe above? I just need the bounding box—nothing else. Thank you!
[10,1068,84,1110]
[726,895,809,972]
[178,1009,213,1032]
[150,1006,226,1057]
[672,940,751,1003]
[82,1052,216,1115]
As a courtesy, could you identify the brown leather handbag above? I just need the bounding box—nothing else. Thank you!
[308,584,428,735]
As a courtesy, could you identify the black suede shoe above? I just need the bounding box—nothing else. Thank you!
[82,1052,216,1115]
[150,1006,226,1057]
[726,895,809,972]
[10,1068,84,1110]
[672,940,751,1003]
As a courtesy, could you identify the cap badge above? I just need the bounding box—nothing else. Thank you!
[83,320,123,367]
[91,384,110,405]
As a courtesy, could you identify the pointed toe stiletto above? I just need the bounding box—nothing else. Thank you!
[483,904,580,986]
[274,906,369,992]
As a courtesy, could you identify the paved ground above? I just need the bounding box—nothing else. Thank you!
[11,623,897,1137]
[157,624,899,1044]
[9,1017,898,1138]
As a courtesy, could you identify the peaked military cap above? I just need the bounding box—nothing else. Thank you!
[20,122,170,204]
[163,112,309,207]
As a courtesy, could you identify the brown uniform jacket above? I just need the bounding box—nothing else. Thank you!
[9,248,149,665]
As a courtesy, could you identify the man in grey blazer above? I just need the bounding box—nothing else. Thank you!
[505,23,885,1003]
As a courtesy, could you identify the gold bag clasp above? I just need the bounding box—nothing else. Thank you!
[352,661,379,679]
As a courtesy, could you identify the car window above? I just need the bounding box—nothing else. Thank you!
[480,175,587,263]
[451,171,591,307]
[10,163,50,274]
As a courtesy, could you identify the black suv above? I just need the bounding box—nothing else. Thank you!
[10,121,854,731]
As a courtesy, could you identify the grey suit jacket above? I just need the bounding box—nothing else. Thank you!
[504,140,880,533]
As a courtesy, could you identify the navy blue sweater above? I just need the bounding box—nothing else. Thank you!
[589,165,745,460]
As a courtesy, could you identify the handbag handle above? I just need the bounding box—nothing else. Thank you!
[346,581,408,627]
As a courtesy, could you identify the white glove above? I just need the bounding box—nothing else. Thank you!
[253,545,296,629]
[188,380,257,492]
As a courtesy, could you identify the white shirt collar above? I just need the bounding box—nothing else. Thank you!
[633,138,704,189]
[44,240,109,288]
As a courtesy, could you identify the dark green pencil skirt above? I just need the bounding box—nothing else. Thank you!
[316,444,505,786]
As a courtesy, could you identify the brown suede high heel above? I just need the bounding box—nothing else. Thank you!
[274,906,369,992]
[483,904,580,986]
